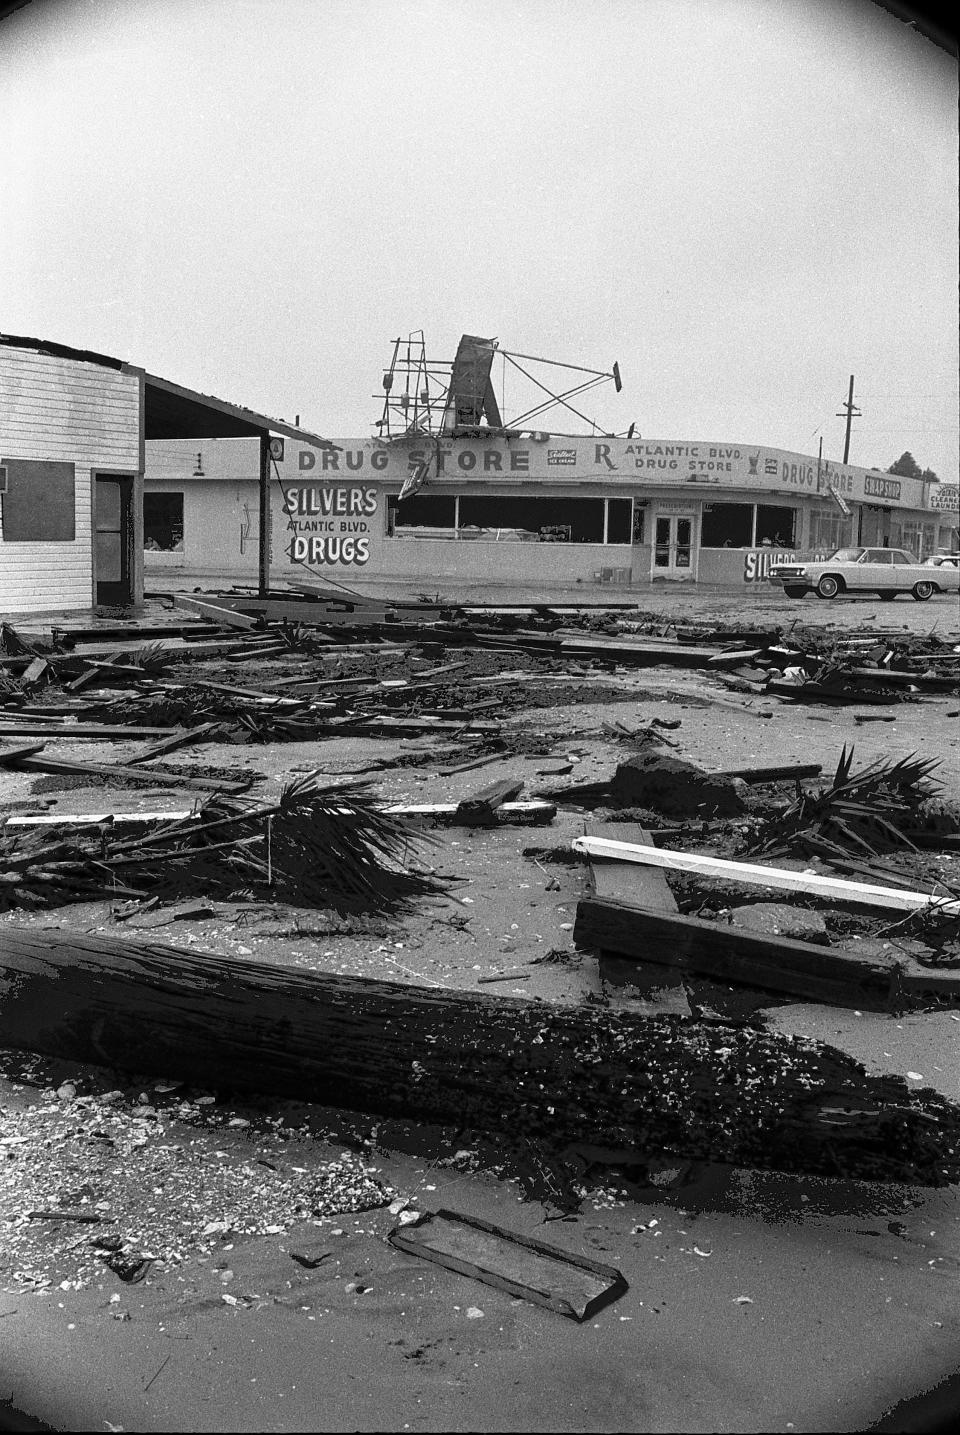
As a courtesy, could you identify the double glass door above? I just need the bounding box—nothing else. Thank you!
[653,515,693,577]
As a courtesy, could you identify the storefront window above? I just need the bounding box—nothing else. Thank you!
[143,492,183,552]
[458,496,605,543]
[701,503,753,547]
[755,505,796,547]
[387,494,456,534]
[809,507,854,553]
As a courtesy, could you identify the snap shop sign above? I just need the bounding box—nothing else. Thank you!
[281,485,376,566]
[282,439,923,509]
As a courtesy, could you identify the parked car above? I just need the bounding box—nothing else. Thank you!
[923,553,960,568]
[771,546,960,601]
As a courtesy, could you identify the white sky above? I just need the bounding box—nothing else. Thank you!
[1,0,957,476]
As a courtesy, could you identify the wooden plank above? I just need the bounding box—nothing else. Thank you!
[20,657,50,689]
[454,777,524,827]
[127,722,223,765]
[388,1209,627,1321]
[584,822,686,1004]
[0,742,46,766]
[574,898,901,1009]
[707,648,768,669]
[714,762,822,784]
[555,636,717,668]
[1,924,958,1186]
[571,836,960,917]
[6,753,250,793]
[0,722,173,740]
[2,799,554,831]
[4,810,195,830]
[171,595,261,630]
[585,822,678,910]
[384,800,555,827]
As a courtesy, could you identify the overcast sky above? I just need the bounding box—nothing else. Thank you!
[1,0,956,476]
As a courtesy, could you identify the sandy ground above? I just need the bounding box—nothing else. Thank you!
[1,585,959,1432]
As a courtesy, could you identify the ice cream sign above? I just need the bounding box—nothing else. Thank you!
[281,485,377,565]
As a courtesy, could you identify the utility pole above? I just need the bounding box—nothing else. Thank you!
[836,375,861,464]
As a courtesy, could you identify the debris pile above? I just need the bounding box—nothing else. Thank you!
[0,775,442,913]
[0,1063,390,1293]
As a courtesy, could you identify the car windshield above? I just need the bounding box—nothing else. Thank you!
[830,548,864,562]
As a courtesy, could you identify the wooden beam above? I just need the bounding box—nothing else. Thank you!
[0,722,173,740]
[571,836,960,917]
[574,897,907,1009]
[6,753,250,793]
[2,799,554,831]
[127,722,223,765]
[1,924,958,1185]
[454,777,524,826]
[171,595,261,630]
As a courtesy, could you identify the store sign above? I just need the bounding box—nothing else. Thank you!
[281,438,923,509]
[281,485,376,566]
[863,475,902,502]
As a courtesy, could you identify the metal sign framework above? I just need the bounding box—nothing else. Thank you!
[374,331,622,443]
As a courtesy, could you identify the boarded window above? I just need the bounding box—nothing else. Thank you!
[0,459,76,541]
[144,492,184,551]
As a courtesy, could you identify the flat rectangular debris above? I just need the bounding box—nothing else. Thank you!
[388,1208,627,1321]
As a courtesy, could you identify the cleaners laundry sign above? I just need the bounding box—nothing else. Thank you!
[281,484,377,566]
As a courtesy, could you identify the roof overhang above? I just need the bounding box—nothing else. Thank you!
[142,373,335,448]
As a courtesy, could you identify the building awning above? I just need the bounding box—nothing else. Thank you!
[143,373,335,449]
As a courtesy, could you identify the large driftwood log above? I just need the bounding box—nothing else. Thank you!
[1,926,958,1185]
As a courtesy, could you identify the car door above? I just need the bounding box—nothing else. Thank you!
[891,550,923,586]
[853,549,890,588]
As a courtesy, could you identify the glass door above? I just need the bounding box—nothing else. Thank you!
[652,515,694,577]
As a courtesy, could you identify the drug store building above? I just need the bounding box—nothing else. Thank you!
[143,430,955,592]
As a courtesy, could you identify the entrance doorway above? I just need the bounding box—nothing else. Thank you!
[94,473,135,605]
[652,514,694,578]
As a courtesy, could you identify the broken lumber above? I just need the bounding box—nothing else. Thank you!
[571,836,960,917]
[127,722,223,765]
[171,595,261,630]
[0,742,47,766]
[583,821,688,1007]
[454,777,524,827]
[2,924,959,1185]
[5,752,250,793]
[714,762,823,784]
[384,800,555,827]
[1,799,554,832]
[0,722,173,740]
[572,896,960,1010]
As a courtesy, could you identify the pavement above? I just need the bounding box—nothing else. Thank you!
[3,1100,960,1435]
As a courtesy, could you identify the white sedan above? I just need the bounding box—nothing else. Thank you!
[772,547,960,602]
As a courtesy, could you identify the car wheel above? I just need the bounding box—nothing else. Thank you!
[912,580,936,602]
[782,585,807,598]
[816,575,842,599]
